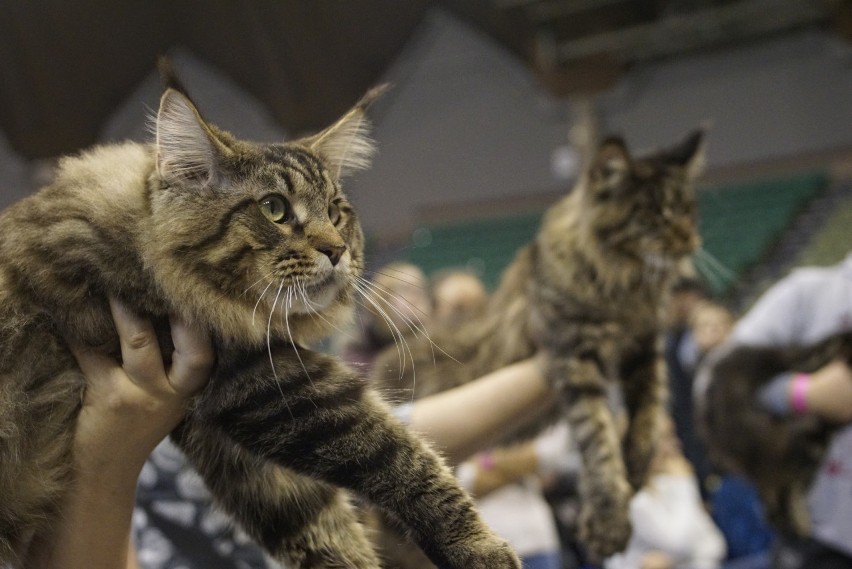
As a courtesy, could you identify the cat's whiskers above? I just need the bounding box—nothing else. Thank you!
[352,280,414,385]
[242,269,280,299]
[252,279,277,327]
[283,283,319,398]
[358,276,460,367]
[295,278,347,337]
[692,247,736,292]
[363,268,428,292]
[356,277,431,340]
[265,281,288,402]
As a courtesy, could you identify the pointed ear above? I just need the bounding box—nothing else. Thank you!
[651,128,706,179]
[302,84,389,180]
[155,89,223,187]
[673,129,706,179]
[590,137,630,187]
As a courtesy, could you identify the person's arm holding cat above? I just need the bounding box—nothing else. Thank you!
[734,264,852,424]
[757,358,852,423]
[29,300,215,569]
[407,355,556,465]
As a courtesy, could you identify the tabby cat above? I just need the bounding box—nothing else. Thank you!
[373,131,705,561]
[700,331,852,536]
[0,69,519,568]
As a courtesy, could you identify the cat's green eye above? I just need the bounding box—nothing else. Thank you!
[259,195,290,223]
[328,202,342,225]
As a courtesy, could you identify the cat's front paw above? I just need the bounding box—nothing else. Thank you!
[445,536,521,569]
[579,483,633,562]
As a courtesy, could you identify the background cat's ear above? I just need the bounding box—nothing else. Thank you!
[669,128,706,179]
[303,84,389,180]
[590,137,630,187]
[155,88,224,188]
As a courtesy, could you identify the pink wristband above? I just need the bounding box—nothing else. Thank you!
[478,452,495,471]
[791,372,811,416]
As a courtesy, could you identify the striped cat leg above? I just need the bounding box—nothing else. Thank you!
[620,345,667,490]
[199,346,520,569]
[173,421,382,569]
[549,354,633,561]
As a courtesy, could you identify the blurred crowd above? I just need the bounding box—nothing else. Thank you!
[335,252,852,569]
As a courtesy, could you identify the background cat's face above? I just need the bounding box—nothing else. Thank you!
[585,132,704,263]
[147,87,377,340]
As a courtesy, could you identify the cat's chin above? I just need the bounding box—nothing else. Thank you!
[643,253,675,271]
[289,274,345,315]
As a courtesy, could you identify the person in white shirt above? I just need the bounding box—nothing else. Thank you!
[698,253,852,568]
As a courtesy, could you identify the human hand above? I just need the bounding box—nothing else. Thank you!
[802,359,852,424]
[71,299,215,472]
[640,551,675,569]
[29,301,215,568]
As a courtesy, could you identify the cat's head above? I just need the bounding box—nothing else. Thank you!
[582,130,704,264]
[147,80,386,345]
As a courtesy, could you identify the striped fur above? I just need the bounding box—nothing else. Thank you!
[373,132,705,562]
[0,81,518,568]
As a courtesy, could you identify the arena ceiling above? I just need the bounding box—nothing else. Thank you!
[1,0,848,160]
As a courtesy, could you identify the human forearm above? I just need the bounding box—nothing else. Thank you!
[409,357,556,465]
[464,444,540,497]
[30,300,213,568]
[28,455,141,568]
[802,360,852,423]
[759,360,852,423]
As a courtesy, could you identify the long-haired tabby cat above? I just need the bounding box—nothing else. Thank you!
[0,67,520,568]
[373,131,705,561]
[700,331,852,537]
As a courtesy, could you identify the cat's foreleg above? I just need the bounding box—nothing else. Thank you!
[620,345,667,490]
[199,346,520,569]
[173,422,382,569]
[548,354,633,561]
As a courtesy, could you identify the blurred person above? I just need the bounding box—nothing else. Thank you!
[698,253,852,569]
[429,268,489,329]
[664,278,712,493]
[688,301,735,367]
[455,423,577,569]
[679,302,772,567]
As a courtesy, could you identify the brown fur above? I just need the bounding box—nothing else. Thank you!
[0,75,519,568]
[373,131,705,561]
[700,331,852,536]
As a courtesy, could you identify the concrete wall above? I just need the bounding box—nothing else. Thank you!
[346,9,576,240]
[596,28,852,166]
[347,9,852,242]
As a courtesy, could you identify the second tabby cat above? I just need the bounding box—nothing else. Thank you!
[374,131,705,561]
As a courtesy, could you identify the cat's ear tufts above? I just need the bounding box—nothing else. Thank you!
[591,137,630,186]
[671,128,706,179]
[303,84,390,180]
[155,88,223,188]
